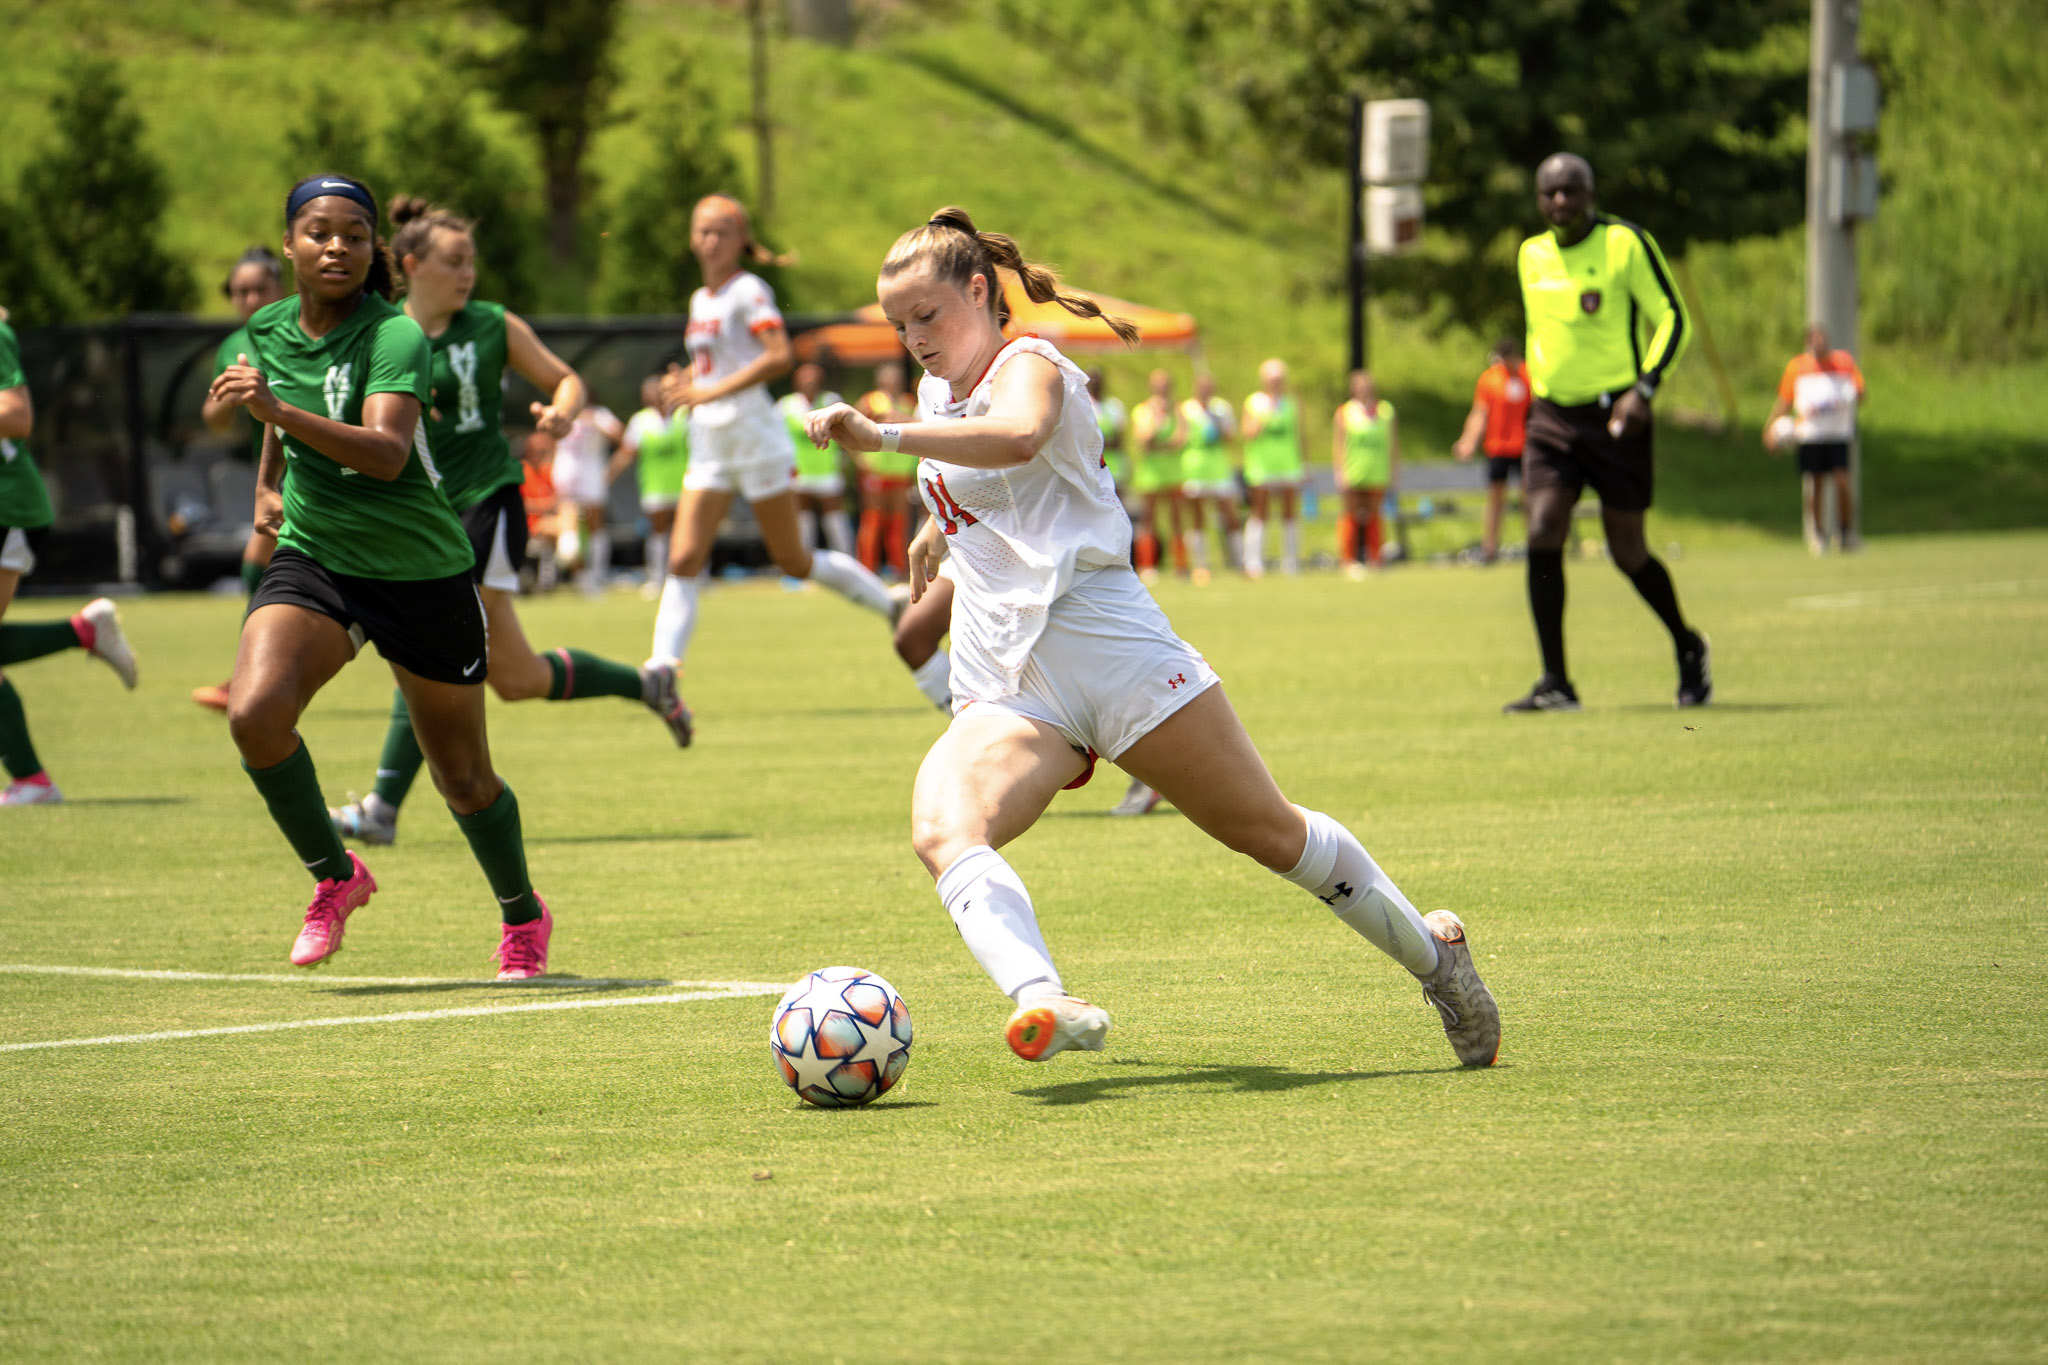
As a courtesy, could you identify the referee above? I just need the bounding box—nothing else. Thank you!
[1505,153,1711,712]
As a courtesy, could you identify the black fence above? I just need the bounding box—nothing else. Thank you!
[10,312,875,591]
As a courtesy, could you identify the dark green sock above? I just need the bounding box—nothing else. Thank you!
[544,647,646,702]
[0,619,81,666]
[241,559,266,595]
[371,690,424,808]
[244,740,353,884]
[0,677,44,779]
[453,783,542,924]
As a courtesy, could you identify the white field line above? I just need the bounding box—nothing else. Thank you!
[0,986,784,1054]
[1788,579,2048,611]
[0,963,786,991]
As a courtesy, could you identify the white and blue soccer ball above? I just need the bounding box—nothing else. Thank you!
[771,967,913,1108]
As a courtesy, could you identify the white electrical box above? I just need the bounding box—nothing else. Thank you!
[1365,185,1425,255]
[1829,61,1879,135]
[1828,149,1879,224]
[1363,99,1430,186]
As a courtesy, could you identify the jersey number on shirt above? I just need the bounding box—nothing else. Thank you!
[446,341,485,433]
[323,364,353,423]
[923,472,979,536]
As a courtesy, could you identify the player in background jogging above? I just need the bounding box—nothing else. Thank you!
[0,307,139,805]
[1128,369,1186,582]
[1451,338,1530,564]
[193,247,292,712]
[211,174,553,978]
[328,198,689,848]
[648,194,896,683]
[1178,372,1241,585]
[855,360,920,577]
[1088,368,1129,494]
[1332,369,1398,579]
[552,402,623,593]
[617,373,691,593]
[779,361,854,558]
[805,206,1499,1068]
[1241,359,1307,577]
[1763,323,1864,554]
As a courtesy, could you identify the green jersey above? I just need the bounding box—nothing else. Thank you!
[1242,391,1303,484]
[1179,395,1236,487]
[1518,213,1689,405]
[779,390,841,480]
[244,293,470,581]
[0,321,53,531]
[625,405,690,501]
[422,301,520,511]
[212,325,271,462]
[1338,398,1394,488]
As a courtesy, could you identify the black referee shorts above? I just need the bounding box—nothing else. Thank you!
[1485,453,1523,485]
[248,547,490,686]
[1524,396,1655,512]
[1797,441,1850,475]
[460,480,529,594]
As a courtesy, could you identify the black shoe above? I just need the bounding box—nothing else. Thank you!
[1503,677,1581,713]
[1677,631,1713,708]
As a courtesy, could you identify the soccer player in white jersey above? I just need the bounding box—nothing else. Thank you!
[552,403,622,592]
[649,196,894,683]
[804,207,1501,1069]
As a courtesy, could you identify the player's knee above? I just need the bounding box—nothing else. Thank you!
[226,687,296,763]
[911,812,971,879]
[774,547,814,579]
[429,760,497,813]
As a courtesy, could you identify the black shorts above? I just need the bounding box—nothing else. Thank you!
[460,480,529,593]
[1797,441,1850,475]
[1485,453,1523,484]
[1,523,50,576]
[1523,396,1655,512]
[248,546,490,686]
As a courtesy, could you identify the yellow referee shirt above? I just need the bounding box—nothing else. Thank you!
[1518,213,1689,405]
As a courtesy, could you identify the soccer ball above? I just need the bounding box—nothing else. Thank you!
[1767,415,1796,450]
[770,967,913,1108]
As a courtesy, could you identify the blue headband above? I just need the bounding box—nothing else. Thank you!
[286,176,378,226]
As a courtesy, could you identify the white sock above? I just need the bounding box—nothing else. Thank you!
[590,529,611,582]
[807,546,893,617]
[650,571,706,665]
[1279,806,1439,976]
[558,523,582,569]
[935,845,1061,1000]
[536,542,558,592]
[1184,527,1209,571]
[1282,519,1301,574]
[797,508,819,550]
[1243,516,1264,575]
[823,510,854,555]
[910,649,952,709]
[1225,529,1243,571]
[644,531,669,583]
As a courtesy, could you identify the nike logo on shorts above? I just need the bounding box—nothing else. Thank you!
[463,659,483,677]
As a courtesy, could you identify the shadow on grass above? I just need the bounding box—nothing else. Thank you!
[1015,1058,1471,1107]
[60,796,191,806]
[524,830,751,846]
[791,1099,940,1114]
[1604,701,1823,714]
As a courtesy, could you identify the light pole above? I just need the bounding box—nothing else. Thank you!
[1807,0,1878,528]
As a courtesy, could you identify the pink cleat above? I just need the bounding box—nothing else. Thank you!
[290,851,376,967]
[494,898,553,980]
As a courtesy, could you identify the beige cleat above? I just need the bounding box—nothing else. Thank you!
[1419,910,1500,1067]
[1005,995,1111,1061]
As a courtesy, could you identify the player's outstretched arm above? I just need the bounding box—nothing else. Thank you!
[507,311,584,438]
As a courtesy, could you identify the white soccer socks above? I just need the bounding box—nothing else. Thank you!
[808,547,894,617]
[823,510,855,556]
[1184,527,1210,572]
[643,532,669,587]
[1243,516,1265,576]
[649,570,707,666]
[1280,806,1439,976]
[910,650,952,709]
[1282,520,1302,575]
[936,845,1062,1000]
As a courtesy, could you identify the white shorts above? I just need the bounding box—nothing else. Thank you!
[793,471,845,498]
[953,566,1218,764]
[551,450,609,505]
[1,526,37,574]
[685,405,797,503]
[1182,480,1237,500]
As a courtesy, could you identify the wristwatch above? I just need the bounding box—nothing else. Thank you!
[1632,378,1658,404]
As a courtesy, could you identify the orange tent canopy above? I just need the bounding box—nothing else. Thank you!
[794,275,1198,367]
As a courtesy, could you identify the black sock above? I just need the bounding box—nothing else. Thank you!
[1527,549,1568,682]
[1627,556,1693,651]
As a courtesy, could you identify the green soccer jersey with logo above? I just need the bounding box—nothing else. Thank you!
[423,300,520,512]
[0,321,53,531]
[1518,213,1689,405]
[779,390,840,480]
[244,293,470,580]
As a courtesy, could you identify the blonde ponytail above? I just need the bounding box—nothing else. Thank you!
[883,206,1139,346]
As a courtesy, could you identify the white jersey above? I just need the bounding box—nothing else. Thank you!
[916,337,1132,696]
[557,405,618,465]
[622,406,667,452]
[685,270,783,429]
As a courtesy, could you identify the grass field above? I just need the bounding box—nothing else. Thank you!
[3,531,2044,1360]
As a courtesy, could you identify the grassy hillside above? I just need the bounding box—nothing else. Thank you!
[0,0,2041,532]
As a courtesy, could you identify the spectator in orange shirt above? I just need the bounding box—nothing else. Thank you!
[520,432,561,590]
[1451,338,1532,563]
[1764,323,1865,554]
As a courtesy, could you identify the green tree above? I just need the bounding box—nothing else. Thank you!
[382,87,543,306]
[1177,0,1809,329]
[595,56,742,314]
[19,56,194,318]
[0,204,84,325]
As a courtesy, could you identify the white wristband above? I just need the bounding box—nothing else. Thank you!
[878,424,903,453]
